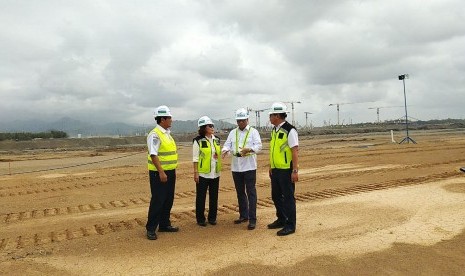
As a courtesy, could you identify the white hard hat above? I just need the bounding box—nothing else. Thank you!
[235,108,249,120]
[198,116,214,127]
[269,102,289,114]
[153,105,172,118]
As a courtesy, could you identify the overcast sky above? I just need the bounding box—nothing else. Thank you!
[1,0,464,128]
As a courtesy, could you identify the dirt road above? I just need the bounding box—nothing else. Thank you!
[1,130,465,275]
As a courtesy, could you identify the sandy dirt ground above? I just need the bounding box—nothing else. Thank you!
[1,130,465,275]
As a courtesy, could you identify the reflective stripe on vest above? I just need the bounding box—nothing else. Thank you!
[270,125,292,169]
[197,137,222,174]
[147,127,178,171]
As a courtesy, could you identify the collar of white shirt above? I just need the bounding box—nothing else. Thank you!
[156,124,170,134]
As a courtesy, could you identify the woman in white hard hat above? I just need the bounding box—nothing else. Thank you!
[192,116,222,226]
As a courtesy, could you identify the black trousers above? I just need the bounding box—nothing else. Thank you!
[196,176,219,223]
[232,170,257,222]
[146,169,176,231]
[271,168,296,230]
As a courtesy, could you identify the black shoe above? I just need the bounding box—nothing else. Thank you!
[147,230,157,240]
[197,222,207,227]
[267,220,285,229]
[208,220,217,225]
[247,222,256,230]
[234,217,248,224]
[277,227,295,236]
[158,225,179,232]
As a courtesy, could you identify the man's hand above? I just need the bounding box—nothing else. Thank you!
[159,171,168,183]
[291,171,299,183]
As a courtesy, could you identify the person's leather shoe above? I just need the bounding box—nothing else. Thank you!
[277,227,295,236]
[208,220,217,225]
[234,218,248,224]
[146,230,157,240]
[158,225,179,232]
[267,220,285,229]
[247,222,256,230]
[197,222,207,227]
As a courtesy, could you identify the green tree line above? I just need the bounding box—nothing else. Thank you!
[0,130,68,141]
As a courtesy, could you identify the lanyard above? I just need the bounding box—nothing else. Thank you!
[235,127,251,153]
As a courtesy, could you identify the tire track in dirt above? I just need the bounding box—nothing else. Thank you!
[0,173,146,197]
[0,171,145,191]
[1,170,460,253]
[299,143,465,159]
[0,186,236,224]
[3,156,464,221]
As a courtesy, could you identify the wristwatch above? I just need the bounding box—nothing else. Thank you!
[292,169,298,173]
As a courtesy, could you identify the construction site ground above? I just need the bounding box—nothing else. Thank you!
[1,129,465,275]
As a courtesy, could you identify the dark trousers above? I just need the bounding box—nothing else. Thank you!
[196,176,219,223]
[232,170,257,222]
[146,169,176,231]
[271,168,296,230]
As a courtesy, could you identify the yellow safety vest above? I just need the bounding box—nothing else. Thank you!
[270,122,294,169]
[147,127,178,171]
[195,136,222,174]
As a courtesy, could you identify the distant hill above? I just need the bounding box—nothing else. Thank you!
[0,117,236,137]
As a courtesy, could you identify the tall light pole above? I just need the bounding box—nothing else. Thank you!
[304,112,313,129]
[328,103,340,125]
[398,74,416,144]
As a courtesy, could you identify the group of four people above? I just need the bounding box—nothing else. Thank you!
[145,102,299,241]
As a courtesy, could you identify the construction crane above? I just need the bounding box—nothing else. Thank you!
[304,112,313,128]
[368,106,404,123]
[328,101,374,126]
[284,101,302,126]
[247,108,270,129]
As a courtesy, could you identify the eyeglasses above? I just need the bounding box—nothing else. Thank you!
[236,119,246,123]
[207,124,214,128]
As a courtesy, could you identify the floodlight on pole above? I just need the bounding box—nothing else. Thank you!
[398,74,416,144]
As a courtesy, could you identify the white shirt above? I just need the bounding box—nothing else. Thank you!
[192,135,220,179]
[275,121,299,148]
[222,125,262,172]
[147,125,172,156]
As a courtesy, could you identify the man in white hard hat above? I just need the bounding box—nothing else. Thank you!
[222,108,262,230]
[146,105,179,240]
[267,102,299,236]
[192,116,221,226]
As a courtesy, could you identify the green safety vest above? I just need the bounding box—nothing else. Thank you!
[270,122,295,169]
[195,136,222,174]
[147,127,178,171]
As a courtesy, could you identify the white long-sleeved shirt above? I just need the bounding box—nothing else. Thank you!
[192,135,220,179]
[222,125,262,172]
